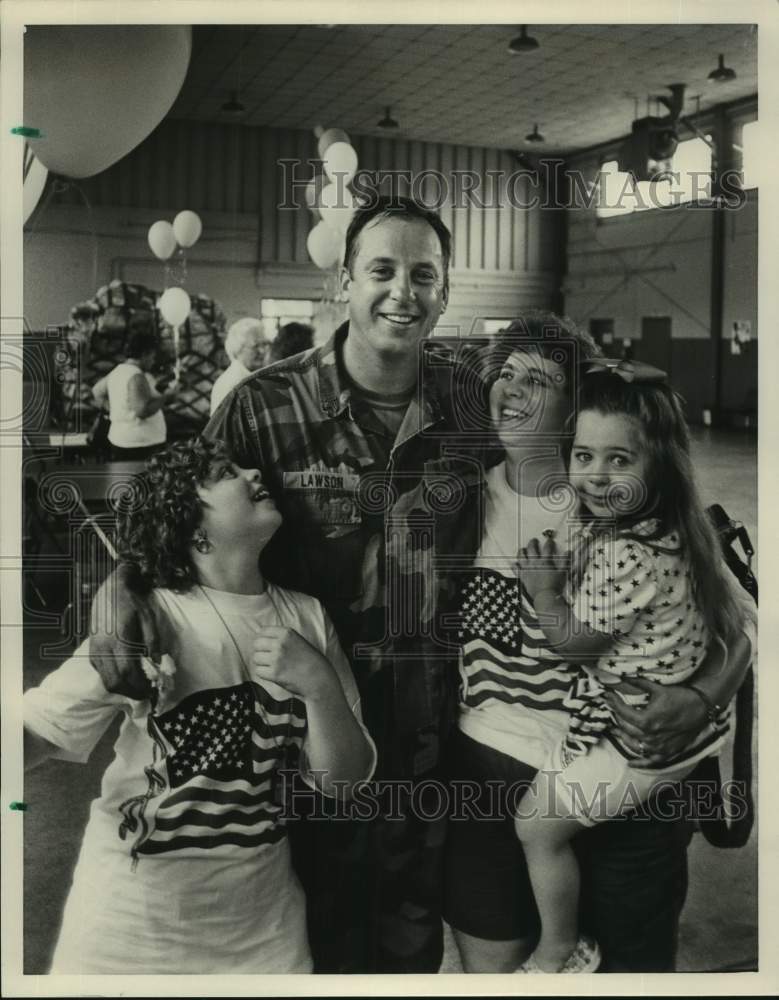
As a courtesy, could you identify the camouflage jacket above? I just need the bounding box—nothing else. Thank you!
[205,322,488,779]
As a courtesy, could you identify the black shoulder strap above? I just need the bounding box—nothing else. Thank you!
[696,505,756,849]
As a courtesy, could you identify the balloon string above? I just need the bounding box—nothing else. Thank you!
[23,142,34,183]
[23,174,62,242]
[68,179,99,293]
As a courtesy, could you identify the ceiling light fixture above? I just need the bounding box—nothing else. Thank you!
[377,106,399,129]
[508,26,540,54]
[221,90,246,115]
[708,54,736,83]
[525,123,544,143]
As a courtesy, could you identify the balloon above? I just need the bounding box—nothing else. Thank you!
[323,142,359,185]
[158,287,191,327]
[173,210,202,249]
[24,25,191,179]
[148,220,176,260]
[317,127,350,160]
[320,193,355,235]
[23,153,48,225]
[307,222,341,269]
[304,174,329,217]
[319,183,348,212]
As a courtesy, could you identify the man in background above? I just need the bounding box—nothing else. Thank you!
[210,317,270,414]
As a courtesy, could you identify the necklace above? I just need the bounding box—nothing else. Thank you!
[196,583,286,751]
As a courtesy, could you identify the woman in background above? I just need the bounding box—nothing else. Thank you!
[92,322,178,460]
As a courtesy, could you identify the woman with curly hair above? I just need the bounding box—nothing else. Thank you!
[23,437,375,974]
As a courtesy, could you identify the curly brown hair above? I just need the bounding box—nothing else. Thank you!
[117,437,232,592]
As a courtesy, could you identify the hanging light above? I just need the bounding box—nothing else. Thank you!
[508,26,539,54]
[221,90,246,115]
[708,54,736,83]
[377,106,399,129]
[525,124,544,143]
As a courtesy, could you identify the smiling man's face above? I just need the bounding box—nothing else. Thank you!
[340,215,448,362]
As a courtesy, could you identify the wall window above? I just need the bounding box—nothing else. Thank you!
[482,319,517,334]
[589,318,615,347]
[741,120,758,190]
[596,137,713,218]
[260,298,315,337]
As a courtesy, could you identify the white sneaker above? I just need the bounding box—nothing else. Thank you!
[517,935,602,973]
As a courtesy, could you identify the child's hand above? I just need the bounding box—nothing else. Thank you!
[517,533,568,601]
[251,626,337,703]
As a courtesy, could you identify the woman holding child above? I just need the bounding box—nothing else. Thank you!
[405,312,756,973]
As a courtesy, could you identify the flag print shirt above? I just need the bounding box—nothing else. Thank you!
[24,583,375,973]
[457,461,577,768]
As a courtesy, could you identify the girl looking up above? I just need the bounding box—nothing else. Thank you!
[24,437,375,974]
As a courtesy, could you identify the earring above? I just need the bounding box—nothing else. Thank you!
[193,528,211,554]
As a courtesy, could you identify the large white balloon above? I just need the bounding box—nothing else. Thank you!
[320,192,355,235]
[304,174,329,217]
[148,220,177,260]
[323,142,359,185]
[24,25,191,179]
[307,222,341,269]
[23,153,48,225]
[158,287,191,327]
[317,127,350,160]
[173,210,202,249]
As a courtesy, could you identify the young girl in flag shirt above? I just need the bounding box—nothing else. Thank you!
[24,437,375,974]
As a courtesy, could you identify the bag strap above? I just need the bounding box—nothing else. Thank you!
[696,504,756,848]
[696,666,755,848]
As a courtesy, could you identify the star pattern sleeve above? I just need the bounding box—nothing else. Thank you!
[569,534,658,639]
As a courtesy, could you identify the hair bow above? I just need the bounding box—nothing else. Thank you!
[581,358,667,383]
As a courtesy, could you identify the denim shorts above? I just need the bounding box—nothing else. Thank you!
[443,729,694,972]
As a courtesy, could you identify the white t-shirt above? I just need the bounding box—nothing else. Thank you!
[210,358,252,415]
[458,461,575,768]
[106,361,166,448]
[24,583,375,974]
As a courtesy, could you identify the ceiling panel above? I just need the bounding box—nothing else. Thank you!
[169,23,757,153]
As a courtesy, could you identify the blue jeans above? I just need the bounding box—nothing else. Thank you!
[443,730,693,972]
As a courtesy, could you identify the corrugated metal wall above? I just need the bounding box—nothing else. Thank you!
[55,118,556,275]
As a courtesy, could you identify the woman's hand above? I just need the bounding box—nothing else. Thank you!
[604,676,709,766]
[252,626,337,703]
[517,533,567,601]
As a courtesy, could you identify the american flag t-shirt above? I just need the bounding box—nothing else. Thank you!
[458,566,575,713]
[118,680,306,859]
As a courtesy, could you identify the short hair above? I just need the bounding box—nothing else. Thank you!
[125,322,159,360]
[117,437,232,592]
[343,195,452,293]
[270,322,314,362]
[482,311,600,391]
[468,311,601,452]
[225,317,265,360]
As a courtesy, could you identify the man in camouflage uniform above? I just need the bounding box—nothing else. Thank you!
[205,197,464,972]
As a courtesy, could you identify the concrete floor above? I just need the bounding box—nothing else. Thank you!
[21,427,757,975]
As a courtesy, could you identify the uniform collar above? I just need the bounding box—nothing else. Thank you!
[316,321,446,431]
